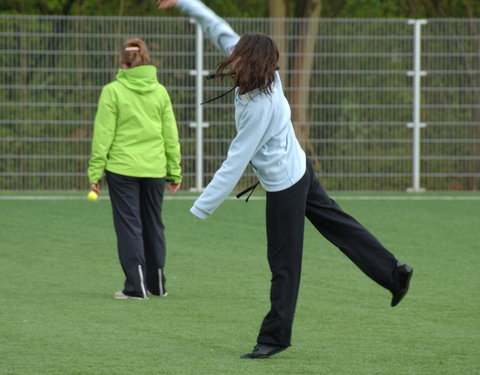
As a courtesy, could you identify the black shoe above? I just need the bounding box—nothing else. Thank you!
[391,261,413,307]
[240,344,287,359]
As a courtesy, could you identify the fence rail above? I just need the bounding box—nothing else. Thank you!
[0,16,479,191]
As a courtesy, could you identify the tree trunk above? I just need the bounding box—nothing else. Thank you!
[268,0,289,84]
[289,0,322,153]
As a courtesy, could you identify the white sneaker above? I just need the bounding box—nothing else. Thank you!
[114,291,149,300]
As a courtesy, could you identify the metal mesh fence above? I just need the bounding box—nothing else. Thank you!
[0,16,479,191]
[0,15,196,190]
[422,20,480,191]
[202,19,413,191]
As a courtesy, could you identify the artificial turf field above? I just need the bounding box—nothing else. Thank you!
[0,192,479,375]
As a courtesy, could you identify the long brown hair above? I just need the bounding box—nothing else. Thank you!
[215,33,279,95]
[120,38,150,68]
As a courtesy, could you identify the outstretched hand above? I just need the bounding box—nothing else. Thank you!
[157,0,178,9]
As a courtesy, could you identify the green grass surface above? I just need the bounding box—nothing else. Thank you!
[1,194,479,375]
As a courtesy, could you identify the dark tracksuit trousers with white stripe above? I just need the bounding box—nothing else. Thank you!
[257,158,399,348]
[106,171,167,298]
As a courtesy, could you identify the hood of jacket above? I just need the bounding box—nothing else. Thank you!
[116,65,158,94]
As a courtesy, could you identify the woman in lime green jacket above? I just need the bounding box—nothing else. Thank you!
[88,38,181,299]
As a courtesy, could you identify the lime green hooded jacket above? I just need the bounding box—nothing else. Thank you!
[88,65,181,184]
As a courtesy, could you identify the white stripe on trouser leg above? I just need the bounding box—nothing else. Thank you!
[158,268,164,296]
[138,265,147,298]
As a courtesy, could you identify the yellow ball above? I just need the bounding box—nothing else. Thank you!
[87,191,98,201]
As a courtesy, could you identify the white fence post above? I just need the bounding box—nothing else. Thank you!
[189,19,209,192]
[407,19,427,193]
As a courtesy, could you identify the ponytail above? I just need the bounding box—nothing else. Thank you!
[120,38,150,68]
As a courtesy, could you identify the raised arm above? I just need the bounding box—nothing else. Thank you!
[158,0,240,55]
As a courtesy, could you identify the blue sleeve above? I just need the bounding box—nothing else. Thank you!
[190,100,273,219]
[176,0,240,55]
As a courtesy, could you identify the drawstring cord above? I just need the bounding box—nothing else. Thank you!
[201,73,237,105]
[201,85,237,105]
[236,181,260,202]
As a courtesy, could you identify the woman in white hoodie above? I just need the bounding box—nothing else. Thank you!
[158,0,413,359]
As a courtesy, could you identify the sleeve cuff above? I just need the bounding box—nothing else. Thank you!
[190,205,209,219]
[88,176,101,184]
[166,175,182,184]
[176,0,187,11]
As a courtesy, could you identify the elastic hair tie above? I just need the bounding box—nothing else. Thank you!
[125,47,139,51]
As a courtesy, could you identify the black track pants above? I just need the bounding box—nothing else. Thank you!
[257,159,398,347]
[106,171,167,298]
